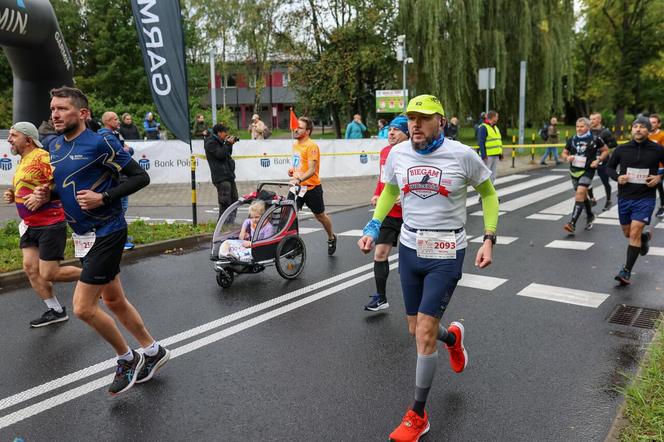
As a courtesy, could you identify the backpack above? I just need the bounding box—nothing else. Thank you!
[263,126,272,139]
[539,124,549,141]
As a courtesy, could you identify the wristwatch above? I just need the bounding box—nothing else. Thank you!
[483,234,497,245]
[102,192,112,206]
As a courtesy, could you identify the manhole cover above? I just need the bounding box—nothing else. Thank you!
[608,305,662,329]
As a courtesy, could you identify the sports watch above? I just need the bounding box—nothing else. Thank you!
[482,234,497,245]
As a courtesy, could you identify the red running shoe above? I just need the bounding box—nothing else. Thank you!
[389,409,430,442]
[445,321,468,373]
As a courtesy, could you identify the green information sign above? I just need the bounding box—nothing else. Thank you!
[376,89,408,113]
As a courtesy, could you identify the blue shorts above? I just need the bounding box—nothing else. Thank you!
[398,243,465,318]
[618,198,656,226]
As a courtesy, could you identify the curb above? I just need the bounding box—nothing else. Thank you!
[0,163,544,291]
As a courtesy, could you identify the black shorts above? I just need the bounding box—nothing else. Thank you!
[377,215,403,246]
[571,170,595,189]
[79,228,127,285]
[291,185,326,215]
[19,222,67,261]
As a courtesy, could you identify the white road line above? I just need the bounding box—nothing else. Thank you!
[0,255,398,413]
[500,181,573,211]
[470,236,518,245]
[655,222,664,230]
[527,213,563,221]
[471,211,506,217]
[0,262,403,430]
[539,179,612,215]
[466,175,564,207]
[338,230,365,237]
[648,247,664,257]
[545,240,594,250]
[551,168,569,172]
[458,273,508,291]
[298,227,322,235]
[598,203,619,219]
[593,218,620,226]
[517,283,609,308]
[467,174,530,194]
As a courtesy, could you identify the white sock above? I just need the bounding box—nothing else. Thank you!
[117,349,134,362]
[143,341,160,357]
[44,296,63,313]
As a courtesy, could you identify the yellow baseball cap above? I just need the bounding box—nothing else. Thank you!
[406,94,445,117]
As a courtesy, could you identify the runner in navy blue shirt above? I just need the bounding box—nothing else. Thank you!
[35,87,170,395]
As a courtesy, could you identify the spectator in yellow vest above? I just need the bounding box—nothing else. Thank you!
[476,110,503,183]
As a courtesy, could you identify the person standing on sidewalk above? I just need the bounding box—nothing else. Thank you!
[35,86,170,395]
[364,115,409,312]
[345,114,367,139]
[607,116,664,285]
[561,117,609,234]
[539,117,561,165]
[476,110,503,184]
[589,112,618,210]
[358,94,499,441]
[288,116,337,255]
[647,114,664,219]
[205,123,239,222]
[4,122,81,327]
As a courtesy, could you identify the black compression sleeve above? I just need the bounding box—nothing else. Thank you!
[105,159,150,201]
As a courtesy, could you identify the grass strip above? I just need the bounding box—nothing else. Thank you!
[0,220,215,273]
[620,321,664,441]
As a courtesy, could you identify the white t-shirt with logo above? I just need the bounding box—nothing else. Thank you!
[383,138,492,250]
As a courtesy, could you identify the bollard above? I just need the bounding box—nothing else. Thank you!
[565,130,569,138]
[511,147,516,168]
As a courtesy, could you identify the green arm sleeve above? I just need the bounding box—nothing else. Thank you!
[372,183,400,222]
[474,179,499,233]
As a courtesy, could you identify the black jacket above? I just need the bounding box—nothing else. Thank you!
[119,123,141,140]
[607,138,664,200]
[591,126,617,149]
[204,135,235,182]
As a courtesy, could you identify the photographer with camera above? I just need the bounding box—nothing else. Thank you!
[205,123,240,221]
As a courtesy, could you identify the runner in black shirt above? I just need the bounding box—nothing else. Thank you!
[589,113,618,210]
[606,116,664,284]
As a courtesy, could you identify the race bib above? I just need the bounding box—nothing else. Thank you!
[572,155,587,168]
[73,232,96,258]
[626,167,649,184]
[18,220,27,238]
[416,230,457,260]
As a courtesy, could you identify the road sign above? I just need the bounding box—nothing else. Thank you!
[376,90,408,113]
[478,67,496,90]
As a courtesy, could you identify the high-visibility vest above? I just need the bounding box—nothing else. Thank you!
[481,123,503,156]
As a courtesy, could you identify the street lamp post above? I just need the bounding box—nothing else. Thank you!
[209,48,217,125]
[396,35,413,112]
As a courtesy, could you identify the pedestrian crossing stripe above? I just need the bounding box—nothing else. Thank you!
[527,213,563,221]
[545,240,594,250]
[649,247,664,257]
[299,227,323,235]
[338,230,365,237]
[517,283,609,308]
[458,273,508,291]
[499,181,572,211]
[471,211,506,217]
[466,175,563,207]
[592,218,620,226]
[469,236,518,245]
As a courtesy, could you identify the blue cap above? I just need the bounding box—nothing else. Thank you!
[388,115,409,136]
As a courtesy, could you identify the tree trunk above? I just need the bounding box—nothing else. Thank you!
[331,106,342,138]
[615,107,625,136]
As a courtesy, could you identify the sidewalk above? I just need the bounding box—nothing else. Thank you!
[130,154,545,209]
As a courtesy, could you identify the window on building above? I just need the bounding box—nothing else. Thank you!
[225,74,237,88]
[282,71,289,87]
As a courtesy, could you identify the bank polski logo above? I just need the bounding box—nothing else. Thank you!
[138,155,150,171]
[0,154,12,171]
[292,154,300,168]
[260,157,270,168]
[360,150,368,164]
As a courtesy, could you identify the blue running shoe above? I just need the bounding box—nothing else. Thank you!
[615,267,631,285]
[364,294,389,312]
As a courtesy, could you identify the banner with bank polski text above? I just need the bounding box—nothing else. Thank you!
[131,0,190,144]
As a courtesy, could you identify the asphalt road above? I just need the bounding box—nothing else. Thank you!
[1,167,663,441]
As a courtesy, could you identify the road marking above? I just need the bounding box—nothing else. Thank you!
[593,218,620,226]
[126,216,192,224]
[655,222,664,230]
[527,213,563,221]
[0,260,402,430]
[466,174,530,194]
[648,247,664,257]
[517,283,609,308]
[598,203,619,219]
[545,240,594,250]
[0,255,399,414]
[470,236,518,245]
[499,181,572,211]
[298,227,322,235]
[338,230,365,237]
[470,211,506,217]
[551,168,569,172]
[466,175,564,207]
[458,273,508,291]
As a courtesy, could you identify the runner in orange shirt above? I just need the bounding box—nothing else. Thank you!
[648,114,664,218]
[288,116,337,255]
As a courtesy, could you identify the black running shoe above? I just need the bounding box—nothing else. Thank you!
[364,294,389,312]
[590,198,597,207]
[614,267,631,285]
[108,350,144,396]
[136,346,171,384]
[602,200,612,211]
[584,214,595,231]
[327,234,337,256]
[656,207,664,219]
[30,307,69,328]
[640,232,651,256]
[563,222,576,234]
